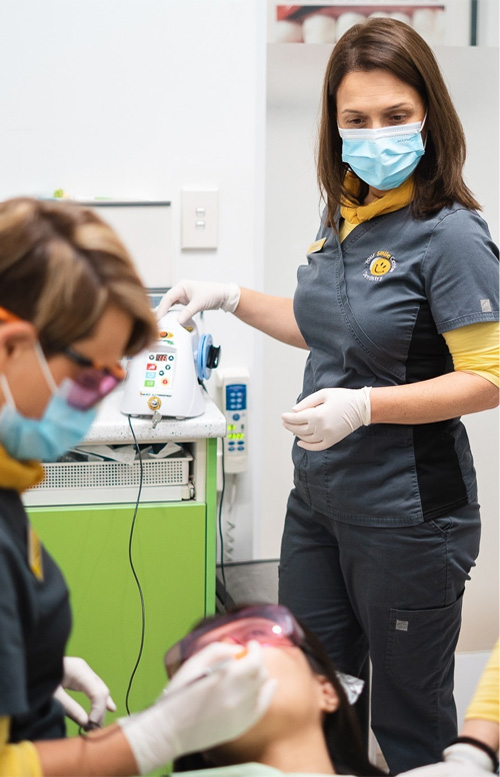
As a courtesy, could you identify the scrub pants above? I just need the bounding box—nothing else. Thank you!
[278,488,481,775]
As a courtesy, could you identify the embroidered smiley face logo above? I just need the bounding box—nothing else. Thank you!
[363,251,396,282]
[370,257,392,276]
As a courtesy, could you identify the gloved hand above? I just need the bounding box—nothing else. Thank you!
[118,640,276,775]
[53,656,116,730]
[442,741,497,773]
[156,279,241,325]
[281,387,372,451]
[401,762,493,776]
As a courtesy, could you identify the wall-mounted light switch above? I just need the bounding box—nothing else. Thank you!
[181,189,218,249]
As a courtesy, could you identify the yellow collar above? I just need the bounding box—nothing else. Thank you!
[340,172,414,226]
[0,444,45,492]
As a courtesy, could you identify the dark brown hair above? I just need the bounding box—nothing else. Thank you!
[318,17,480,229]
[172,605,386,777]
[0,197,157,356]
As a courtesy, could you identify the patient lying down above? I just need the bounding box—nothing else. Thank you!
[164,604,498,777]
[165,604,384,777]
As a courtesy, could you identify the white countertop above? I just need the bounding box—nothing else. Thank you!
[81,386,226,445]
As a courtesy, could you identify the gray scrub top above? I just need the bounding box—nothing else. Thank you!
[292,204,499,527]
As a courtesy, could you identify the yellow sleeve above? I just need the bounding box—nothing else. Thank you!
[0,717,42,777]
[443,321,499,387]
[464,641,500,724]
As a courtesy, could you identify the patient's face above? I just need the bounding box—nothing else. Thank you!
[206,642,338,764]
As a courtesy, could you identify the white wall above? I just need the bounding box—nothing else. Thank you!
[0,0,268,561]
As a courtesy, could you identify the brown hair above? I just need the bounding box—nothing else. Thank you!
[317,17,481,229]
[0,197,157,355]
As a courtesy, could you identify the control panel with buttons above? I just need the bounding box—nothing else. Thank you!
[217,369,249,474]
[143,348,176,392]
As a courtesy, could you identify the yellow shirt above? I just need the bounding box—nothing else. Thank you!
[465,640,500,724]
[0,718,42,777]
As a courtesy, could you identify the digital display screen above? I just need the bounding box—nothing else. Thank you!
[227,433,245,440]
[156,354,168,362]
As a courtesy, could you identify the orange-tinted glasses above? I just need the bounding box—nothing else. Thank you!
[60,345,125,410]
[164,604,305,678]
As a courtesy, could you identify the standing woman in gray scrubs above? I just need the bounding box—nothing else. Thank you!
[158,17,499,774]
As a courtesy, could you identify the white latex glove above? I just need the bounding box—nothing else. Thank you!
[401,757,493,776]
[281,387,372,451]
[442,742,497,773]
[156,279,241,325]
[118,640,276,775]
[53,656,116,729]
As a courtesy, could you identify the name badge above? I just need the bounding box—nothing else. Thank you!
[28,525,44,581]
[307,237,326,254]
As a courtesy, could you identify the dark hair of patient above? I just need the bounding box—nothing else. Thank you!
[172,607,387,777]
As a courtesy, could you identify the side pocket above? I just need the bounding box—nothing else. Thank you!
[385,594,463,690]
[292,444,311,505]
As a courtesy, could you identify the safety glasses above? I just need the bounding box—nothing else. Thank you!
[164,604,305,678]
[0,305,125,410]
[61,346,125,410]
[0,305,21,324]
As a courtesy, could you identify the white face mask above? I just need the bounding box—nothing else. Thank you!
[338,114,427,190]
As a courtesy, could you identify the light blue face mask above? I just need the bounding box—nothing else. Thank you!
[0,345,97,462]
[338,115,427,191]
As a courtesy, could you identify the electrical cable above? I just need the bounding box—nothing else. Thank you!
[217,442,227,609]
[224,474,237,561]
[125,414,146,716]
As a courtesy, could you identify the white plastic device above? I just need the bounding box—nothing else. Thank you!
[121,309,220,423]
[217,368,249,474]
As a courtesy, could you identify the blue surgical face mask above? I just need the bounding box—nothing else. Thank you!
[338,115,427,191]
[0,345,97,462]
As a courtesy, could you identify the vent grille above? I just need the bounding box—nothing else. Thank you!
[30,458,190,491]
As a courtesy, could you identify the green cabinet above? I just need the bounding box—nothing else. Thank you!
[27,438,218,737]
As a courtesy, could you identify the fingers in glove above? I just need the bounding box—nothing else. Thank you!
[156,292,176,320]
[87,690,116,727]
[166,641,250,692]
[281,411,308,427]
[54,686,90,727]
[292,390,328,411]
[254,676,278,719]
[176,304,198,327]
[62,657,115,727]
[156,282,190,320]
[297,439,330,452]
[281,411,314,434]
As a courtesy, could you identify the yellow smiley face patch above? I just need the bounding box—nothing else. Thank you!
[363,251,396,282]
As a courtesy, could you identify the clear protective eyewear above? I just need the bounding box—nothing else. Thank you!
[164,604,305,678]
[0,305,125,410]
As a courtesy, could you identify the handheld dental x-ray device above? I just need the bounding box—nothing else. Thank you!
[121,309,220,425]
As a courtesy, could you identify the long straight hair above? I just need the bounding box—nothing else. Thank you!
[318,17,481,230]
[171,606,386,777]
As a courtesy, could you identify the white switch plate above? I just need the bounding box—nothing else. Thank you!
[181,189,218,249]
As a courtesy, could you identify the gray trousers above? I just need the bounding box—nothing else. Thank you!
[278,488,481,775]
